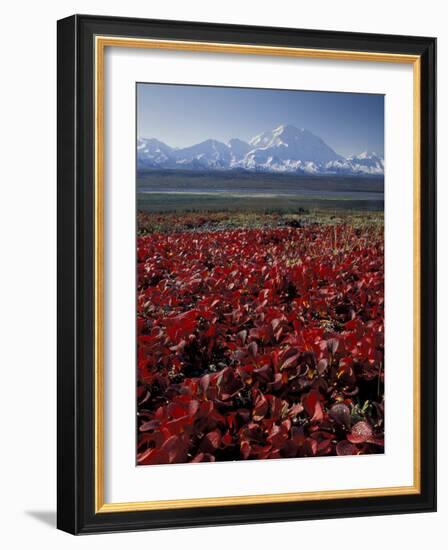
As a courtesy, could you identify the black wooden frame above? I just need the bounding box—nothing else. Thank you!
[57,14,437,534]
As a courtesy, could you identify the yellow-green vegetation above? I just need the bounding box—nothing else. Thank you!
[137,209,383,235]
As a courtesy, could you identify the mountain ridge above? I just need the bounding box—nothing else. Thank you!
[137,124,384,176]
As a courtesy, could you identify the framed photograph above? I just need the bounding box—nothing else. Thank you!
[57,14,436,534]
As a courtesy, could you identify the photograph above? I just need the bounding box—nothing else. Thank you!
[136,83,385,465]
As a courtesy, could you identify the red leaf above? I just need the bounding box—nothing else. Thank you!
[240,440,251,459]
[217,367,244,400]
[336,440,358,455]
[280,352,300,371]
[329,403,351,429]
[317,358,328,375]
[252,391,269,421]
[347,421,373,444]
[191,452,216,463]
[303,390,324,423]
[248,341,258,357]
[204,430,221,449]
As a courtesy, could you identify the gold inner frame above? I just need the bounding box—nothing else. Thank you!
[94,36,421,513]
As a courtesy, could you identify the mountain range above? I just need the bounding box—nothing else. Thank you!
[137,124,384,176]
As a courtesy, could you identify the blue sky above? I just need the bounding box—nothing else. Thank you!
[137,83,384,158]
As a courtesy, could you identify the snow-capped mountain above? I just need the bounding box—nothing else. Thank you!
[228,138,251,161]
[248,124,343,164]
[137,138,174,169]
[347,152,384,175]
[137,124,384,175]
[322,152,384,176]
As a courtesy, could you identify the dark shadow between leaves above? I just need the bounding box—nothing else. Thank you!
[26,510,56,528]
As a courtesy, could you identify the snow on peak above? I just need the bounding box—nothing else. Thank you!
[350,151,381,161]
[246,124,343,164]
[137,126,384,175]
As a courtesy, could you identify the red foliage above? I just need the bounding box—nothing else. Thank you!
[136,224,384,464]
